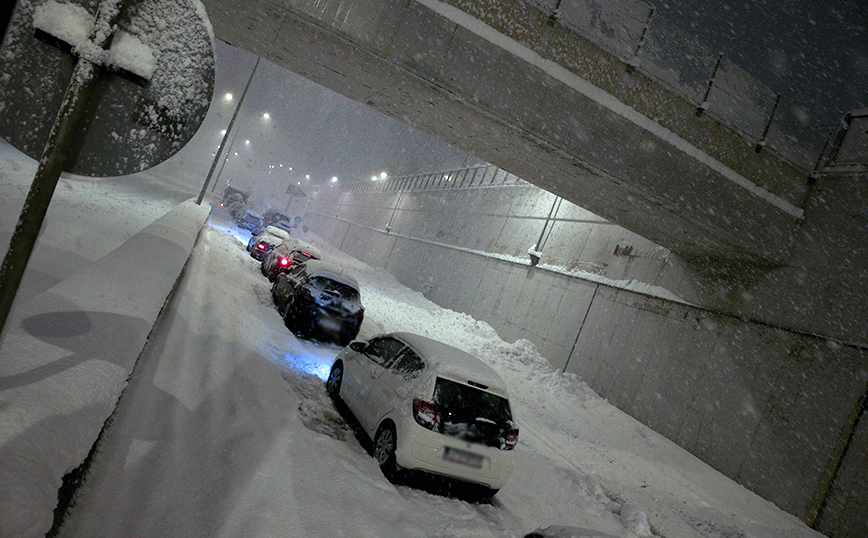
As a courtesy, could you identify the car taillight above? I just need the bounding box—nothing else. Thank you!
[279,257,289,267]
[354,309,364,318]
[220,202,225,207]
[413,398,437,430]
[299,251,312,258]
[257,242,268,250]
[503,425,519,450]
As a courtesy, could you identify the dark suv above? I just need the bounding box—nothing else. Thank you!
[272,260,364,345]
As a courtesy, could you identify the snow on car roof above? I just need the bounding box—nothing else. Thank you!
[263,225,291,240]
[301,259,360,291]
[273,239,322,259]
[391,332,508,395]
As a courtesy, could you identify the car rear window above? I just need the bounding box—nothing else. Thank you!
[308,277,359,301]
[433,377,513,448]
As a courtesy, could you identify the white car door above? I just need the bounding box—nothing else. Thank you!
[344,337,405,431]
[364,347,426,428]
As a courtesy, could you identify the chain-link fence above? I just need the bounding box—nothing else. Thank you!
[520,0,825,170]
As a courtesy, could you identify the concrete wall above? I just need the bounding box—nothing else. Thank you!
[202,0,811,267]
[303,180,868,536]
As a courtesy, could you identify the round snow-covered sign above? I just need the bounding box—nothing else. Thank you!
[0,0,215,176]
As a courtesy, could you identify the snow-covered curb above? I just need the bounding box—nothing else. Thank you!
[0,201,209,537]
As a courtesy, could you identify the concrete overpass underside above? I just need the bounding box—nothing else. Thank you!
[201,0,811,270]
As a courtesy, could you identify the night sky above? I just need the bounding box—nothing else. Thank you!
[655,0,868,130]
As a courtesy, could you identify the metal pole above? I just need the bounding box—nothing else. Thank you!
[698,52,724,117]
[197,57,260,204]
[756,93,781,153]
[628,6,654,72]
[0,0,126,349]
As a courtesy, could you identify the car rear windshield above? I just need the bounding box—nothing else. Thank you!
[308,277,359,301]
[433,377,513,448]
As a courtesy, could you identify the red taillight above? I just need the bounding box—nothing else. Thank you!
[503,425,519,450]
[299,251,313,258]
[220,202,224,207]
[353,308,364,318]
[413,398,437,430]
[279,257,289,267]
[257,242,268,251]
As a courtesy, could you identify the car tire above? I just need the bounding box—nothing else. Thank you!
[282,297,295,330]
[374,422,400,481]
[271,281,281,306]
[470,485,499,504]
[326,361,342,400]
[336,328,354,347]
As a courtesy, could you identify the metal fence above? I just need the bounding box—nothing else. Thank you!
[346,165,525,194]
[521,0,829,170]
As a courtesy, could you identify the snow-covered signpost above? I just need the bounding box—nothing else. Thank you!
[0,0,214,345]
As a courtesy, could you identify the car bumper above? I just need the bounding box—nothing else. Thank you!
[250,248,270,261]
[296,301,362,340]
[395,418,513,490]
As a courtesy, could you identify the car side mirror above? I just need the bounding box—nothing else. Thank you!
[349,341,367,353]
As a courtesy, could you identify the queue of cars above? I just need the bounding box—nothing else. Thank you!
[231,202,518,503]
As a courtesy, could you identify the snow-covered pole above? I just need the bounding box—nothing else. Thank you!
[197,56,261,204]
[0,0,130,348]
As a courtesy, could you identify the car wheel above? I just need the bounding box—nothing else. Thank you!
[325,361,343,400]
[469,485,499,504]
[336,328,354,347]
[282,297,295,330]
[374,423,400,481]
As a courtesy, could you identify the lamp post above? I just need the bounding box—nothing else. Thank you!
[198,57,260,204]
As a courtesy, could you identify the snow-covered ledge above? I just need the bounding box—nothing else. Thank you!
[0,200,209,538]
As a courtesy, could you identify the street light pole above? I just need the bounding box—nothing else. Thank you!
[197,56,260,204]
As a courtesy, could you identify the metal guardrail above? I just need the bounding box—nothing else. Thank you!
[521,0,832,171]
[345,165,524,194]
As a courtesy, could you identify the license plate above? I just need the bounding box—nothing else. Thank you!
[317,316,342,332]
[443,447,484,468]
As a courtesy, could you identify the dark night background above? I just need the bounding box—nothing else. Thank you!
[655,0,868,131]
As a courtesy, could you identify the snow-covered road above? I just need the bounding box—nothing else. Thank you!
[0,138,823,538]
[52,216,822,538]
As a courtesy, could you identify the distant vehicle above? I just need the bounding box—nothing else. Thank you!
[261,239,322,281]
[272,260,364,345]
[246,225,292,261]
[523,527,622,538]
[271,219,294,234]
[220,186,249,219]
[236,211,262,234]
[262,210,290,228]
[325,332,518,500]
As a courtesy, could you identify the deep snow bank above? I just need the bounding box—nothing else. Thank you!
[0,201,209,537]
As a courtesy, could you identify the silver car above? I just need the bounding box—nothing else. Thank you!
[326,332,518,500]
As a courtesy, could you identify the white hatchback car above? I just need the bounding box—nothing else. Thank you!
[326,332,518,499]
